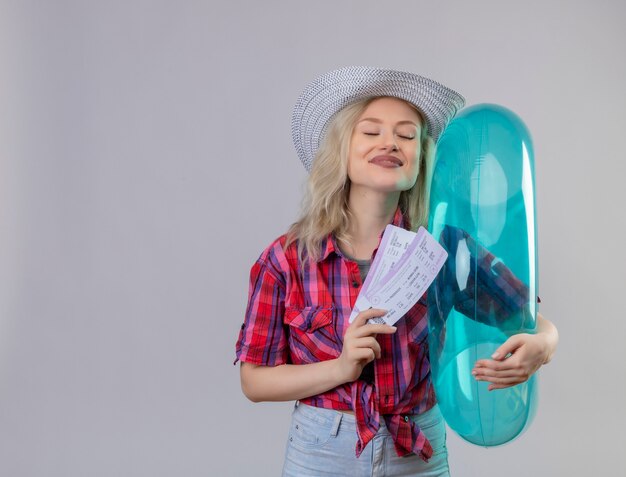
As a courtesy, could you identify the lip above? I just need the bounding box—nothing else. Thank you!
[368,155,403,167]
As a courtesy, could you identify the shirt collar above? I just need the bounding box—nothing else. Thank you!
[318,207,409,263]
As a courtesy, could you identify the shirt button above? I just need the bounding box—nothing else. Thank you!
[352,281,359,288]
[404,416,409,422]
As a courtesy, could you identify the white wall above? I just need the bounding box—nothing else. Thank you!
[1,0,624,475]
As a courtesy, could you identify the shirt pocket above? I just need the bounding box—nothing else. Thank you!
[284,306,340,364]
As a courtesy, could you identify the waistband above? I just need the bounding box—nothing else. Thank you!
[294,401,442,436]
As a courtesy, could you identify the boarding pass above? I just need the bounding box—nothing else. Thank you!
[348,225,448,326]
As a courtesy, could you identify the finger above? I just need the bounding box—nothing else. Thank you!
[473,359,519,372]
[353,308,388,326]
[349,309,395,335]
[353,323,397,338]
[475,374,523,385]
[488,381,527,391]
[473,367,526,379]
[486,378,525,390]
[352,347,376,364]
[354,337,382,359]
[491,335,526,360]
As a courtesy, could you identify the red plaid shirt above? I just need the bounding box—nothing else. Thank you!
[235,209,437,461]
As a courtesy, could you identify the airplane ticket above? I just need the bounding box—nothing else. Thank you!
[349,225,448,326]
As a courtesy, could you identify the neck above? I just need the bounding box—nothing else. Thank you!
[340,184,400,259]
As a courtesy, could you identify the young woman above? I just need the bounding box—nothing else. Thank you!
[235,67,558,476]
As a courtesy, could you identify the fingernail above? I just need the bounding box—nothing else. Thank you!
[471,370,477,376]
[491,352,500,359]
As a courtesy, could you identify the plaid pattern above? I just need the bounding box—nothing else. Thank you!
[235,209,529,461]
[235,209,436,460]
[428,225,532,352]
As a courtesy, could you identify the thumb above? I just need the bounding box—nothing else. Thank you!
[491,335,524,360]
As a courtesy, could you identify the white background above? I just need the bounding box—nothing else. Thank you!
[1,1,625,475]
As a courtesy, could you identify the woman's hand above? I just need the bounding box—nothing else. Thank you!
[334,308,397,383]
[472,313,558,391]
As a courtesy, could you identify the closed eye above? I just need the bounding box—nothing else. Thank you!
[398,135,416,140]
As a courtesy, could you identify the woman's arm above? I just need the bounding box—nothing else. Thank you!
[240,308,397,402]
[241,360,345,402]
[471,312,559,391]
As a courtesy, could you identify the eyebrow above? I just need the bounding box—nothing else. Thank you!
[357,118,419,127]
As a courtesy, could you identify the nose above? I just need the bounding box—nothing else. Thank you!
[380,132,398,151]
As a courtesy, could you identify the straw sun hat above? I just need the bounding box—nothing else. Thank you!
[292,66,465,172]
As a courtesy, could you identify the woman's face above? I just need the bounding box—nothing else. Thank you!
[347,97,422,194]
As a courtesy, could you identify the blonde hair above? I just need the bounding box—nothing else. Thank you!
[286,97,435,263]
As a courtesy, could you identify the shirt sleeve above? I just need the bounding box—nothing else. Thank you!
[437,225,531,327]
[235,258,288,366]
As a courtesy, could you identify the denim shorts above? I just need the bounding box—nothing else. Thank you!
[282,402,450,477]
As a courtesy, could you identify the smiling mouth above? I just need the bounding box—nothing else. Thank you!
[369,155,403,167]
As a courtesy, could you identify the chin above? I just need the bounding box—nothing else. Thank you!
[366,182,410,194]
[376,178,417,192]
[350,172,417,194]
